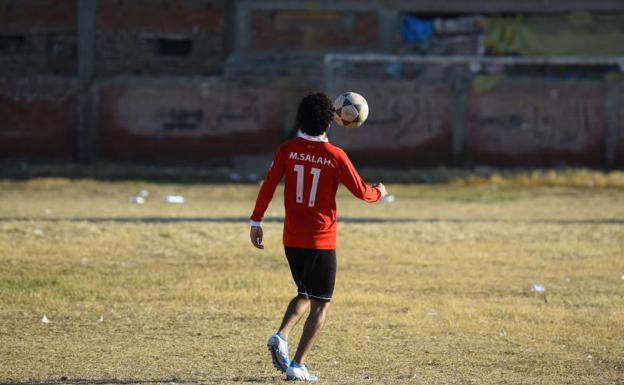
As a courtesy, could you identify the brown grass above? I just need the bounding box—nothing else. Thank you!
[0,177,622,384]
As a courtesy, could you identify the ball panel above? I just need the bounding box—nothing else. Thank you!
[340,105,360,121]
[333,94,346,110]
[332,91,368,128]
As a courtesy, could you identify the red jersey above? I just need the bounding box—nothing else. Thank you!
[250,132,381,249]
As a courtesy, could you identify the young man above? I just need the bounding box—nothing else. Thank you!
[249,92,387,382]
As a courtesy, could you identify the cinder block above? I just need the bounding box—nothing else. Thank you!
[328,83,452,167]
[100,78,284,162]
[466,80,606,167]
[0,78,75,159]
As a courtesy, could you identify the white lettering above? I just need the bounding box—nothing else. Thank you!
[289,152,332,166]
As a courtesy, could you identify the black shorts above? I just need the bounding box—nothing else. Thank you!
[284,246,336,302]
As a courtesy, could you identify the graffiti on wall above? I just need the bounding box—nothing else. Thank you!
[329,82,451,150]
[161,108,204,131]
[468,82,603,156]
[109,80,273,137]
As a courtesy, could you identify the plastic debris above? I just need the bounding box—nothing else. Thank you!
[97,315,104,323]
[382,194,396,203]
[246,173,258,182]
[529,283,545,293]
[163,195,185,204]
[33,228,45,237]
[401,16,434,44]
[128,196,145,204]
[41,315,50,323]
[433,16,484,35]
[139,189,150,197]
[385,62,402,77]
[529,283,548,303]
[468,61,482,73]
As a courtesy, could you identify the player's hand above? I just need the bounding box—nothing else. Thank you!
[250,226,264,249]
[373,182,388,198]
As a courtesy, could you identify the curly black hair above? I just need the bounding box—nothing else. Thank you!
[296,92,334,136]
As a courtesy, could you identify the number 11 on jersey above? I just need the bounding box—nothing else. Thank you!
[294,164,321,207]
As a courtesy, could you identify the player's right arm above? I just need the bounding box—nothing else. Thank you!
[249,145,286,249]
[337,149,387,202]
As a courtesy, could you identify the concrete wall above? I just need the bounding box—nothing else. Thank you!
[615,85,624,167]
[465,80,607,167]
[329,81,452,167]
[100,78,283,162]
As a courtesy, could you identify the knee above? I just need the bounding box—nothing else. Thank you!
[310,299,330,313]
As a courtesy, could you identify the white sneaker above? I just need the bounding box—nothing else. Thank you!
[267,334,290,373]
[286,364,318,382]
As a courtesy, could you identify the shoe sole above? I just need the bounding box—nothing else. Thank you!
[267,343,288,373]
[286,374,318,382]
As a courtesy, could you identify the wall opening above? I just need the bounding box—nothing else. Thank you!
[0,35,26,53]
[157,38,193,56]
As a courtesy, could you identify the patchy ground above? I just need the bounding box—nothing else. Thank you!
[1,177,623,384]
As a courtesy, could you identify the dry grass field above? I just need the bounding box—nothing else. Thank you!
[1,173,623,385]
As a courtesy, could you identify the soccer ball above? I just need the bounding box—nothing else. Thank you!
[333,92,369,128]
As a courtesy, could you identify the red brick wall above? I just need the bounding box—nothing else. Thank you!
[0,0,76,75]
[97,0,223,32]
[0,78,75,160]
[466,80,606,167]
[0,0,75,27]
[100,78,284,162]
[251,10,379,51]
[96,0,225,75]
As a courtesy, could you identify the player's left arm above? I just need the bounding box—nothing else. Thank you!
[249,146,285,249]
[338,150,387,202]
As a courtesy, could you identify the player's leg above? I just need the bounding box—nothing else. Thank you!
[277,295,310,339]
[267,247,310,373]
[269,297,307,373]
[286,248,336,382]
[292,298,330,365]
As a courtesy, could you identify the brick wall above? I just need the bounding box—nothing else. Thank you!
[251,9,379,51]
[0,78,75,159]
[0,0,76,75]
[96,0,225,75]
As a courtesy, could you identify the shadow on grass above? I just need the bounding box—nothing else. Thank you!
[0,216,623,225]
